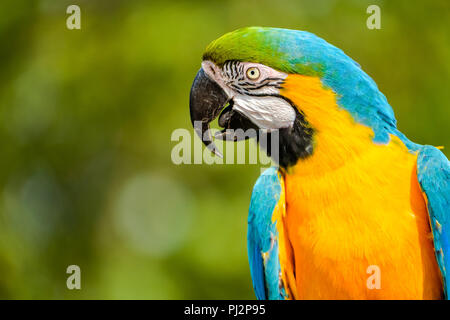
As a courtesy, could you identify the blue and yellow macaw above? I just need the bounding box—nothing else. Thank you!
[189,27,449,299]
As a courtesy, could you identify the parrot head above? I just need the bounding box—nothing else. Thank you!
[190,27,410,168]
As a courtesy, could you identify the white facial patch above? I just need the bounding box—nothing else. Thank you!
[233,94,295,129]
[202,60,296,129]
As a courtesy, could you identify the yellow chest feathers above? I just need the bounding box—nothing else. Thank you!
[279,74,442,299]
[284,138,442,299]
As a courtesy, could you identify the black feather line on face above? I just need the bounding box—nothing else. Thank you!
[223,61,285,92]
[220,61,315,168]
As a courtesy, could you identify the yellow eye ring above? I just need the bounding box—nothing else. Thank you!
[246,67,260,80]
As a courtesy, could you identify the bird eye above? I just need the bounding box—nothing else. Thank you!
[246,67,260,80]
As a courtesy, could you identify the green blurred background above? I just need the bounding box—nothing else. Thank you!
[0,0,448,299]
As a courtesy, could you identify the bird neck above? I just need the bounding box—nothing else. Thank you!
[280,74,388,176]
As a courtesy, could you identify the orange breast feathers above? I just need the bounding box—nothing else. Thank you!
[275,74,442,299]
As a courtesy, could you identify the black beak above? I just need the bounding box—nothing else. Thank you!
[189,68,229,157]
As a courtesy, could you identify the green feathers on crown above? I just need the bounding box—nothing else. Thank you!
[202,27,324,77]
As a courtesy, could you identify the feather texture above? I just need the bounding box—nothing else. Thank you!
[248,167,288,300]
[417,145,450,298]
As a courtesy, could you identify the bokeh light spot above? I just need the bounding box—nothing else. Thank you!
[113,172,194,258]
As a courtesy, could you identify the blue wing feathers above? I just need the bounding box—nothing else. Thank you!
[417,145,450,298]
[247,238,266,300]
[247,167,285,300]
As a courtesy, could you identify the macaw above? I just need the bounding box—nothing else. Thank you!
[189,27,449,299]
